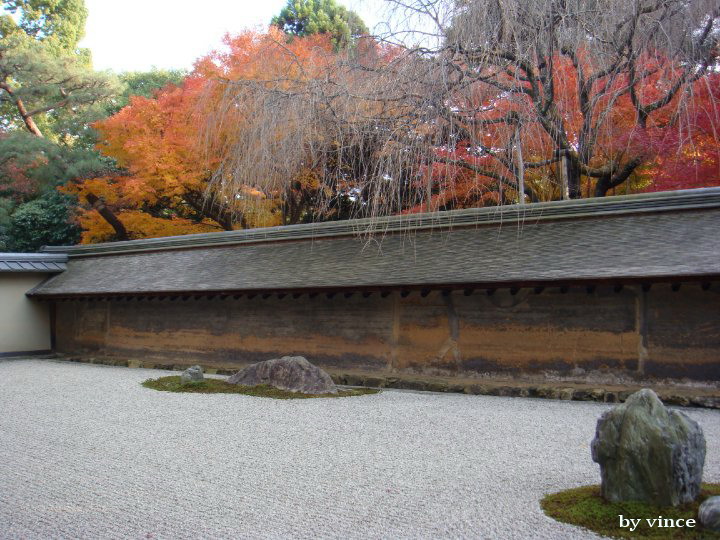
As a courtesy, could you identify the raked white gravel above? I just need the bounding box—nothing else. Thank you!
[1,359,718,540]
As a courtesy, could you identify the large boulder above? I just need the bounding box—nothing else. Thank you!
[591,388,705,506]
[227,356,338,395]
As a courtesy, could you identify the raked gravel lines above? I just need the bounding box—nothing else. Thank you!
[0,359,718,539]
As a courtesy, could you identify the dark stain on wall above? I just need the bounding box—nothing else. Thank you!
[647,287,720,349]
[643,361,719,380]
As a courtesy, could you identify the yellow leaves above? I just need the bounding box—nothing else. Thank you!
[69,29,344,243]
[60,176,122,205]
[93,81,209,192]
[122,176,158,205]
[78,209,222,244]
[226,184,283,228]
[61,175,160,207]
[239,198,284,229]
[238,185,267,199]
[76,210,116,244]
[295,168,321,190]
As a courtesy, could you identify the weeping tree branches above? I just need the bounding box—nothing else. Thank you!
[201,39,434,221]
[416,0,720,197]
[202,36,519,220]
[201,0,719,224]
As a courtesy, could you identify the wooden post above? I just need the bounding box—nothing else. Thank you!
[635,286,648,375]
[390,293,400,371]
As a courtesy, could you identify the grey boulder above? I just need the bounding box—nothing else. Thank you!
[699,496,720,532]
[180,365,204,384]
[228,356,338,394]
[591,388,705,506]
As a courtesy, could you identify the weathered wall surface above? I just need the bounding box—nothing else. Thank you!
[395,288,639,374]
[53,284,719,381]
[55,295,394,370]
[644,286,720,380]
[1,273,52,355]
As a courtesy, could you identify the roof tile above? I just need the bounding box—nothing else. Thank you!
[30,208,720,296]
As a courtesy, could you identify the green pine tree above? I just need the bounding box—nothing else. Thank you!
[272,0,369,50]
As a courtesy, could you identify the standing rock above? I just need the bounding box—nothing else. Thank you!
[591,388,706,506]
[699,496,720,532]
[228,356,338,394]
[180,365,204,384]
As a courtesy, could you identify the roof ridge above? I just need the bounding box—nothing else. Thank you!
[41,187,720,258]
[0,253,68,261]
[0,253,68,273]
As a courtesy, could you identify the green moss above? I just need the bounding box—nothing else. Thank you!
[541,484,720,539]
[141,375,380,399]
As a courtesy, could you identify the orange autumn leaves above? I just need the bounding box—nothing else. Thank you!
[65,29,335,243]
[65,79,219,244]
[407,50,720,212]
[65,29,720,243]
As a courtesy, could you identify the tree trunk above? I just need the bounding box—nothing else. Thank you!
[15,97,44,137]
[0,82,44,137]
[594,177,612,197]
[594,157,643,197]
[84,193,130,241]
[566,157,582,199]
[514,125,525,204]
[184,190,235,231]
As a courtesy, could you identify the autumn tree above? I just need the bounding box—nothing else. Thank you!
[206,0,719,221]
[65,76,235,243]
[200,30,411,222]
[102,68,186,116]
[435,0,720,198]
[68,30,344,243]
[395,0,719,201]
[636,71,720,192]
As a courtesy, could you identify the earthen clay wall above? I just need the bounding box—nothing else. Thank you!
[53,284,719,381]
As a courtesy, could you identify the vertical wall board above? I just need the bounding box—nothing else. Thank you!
[394,291,459,371]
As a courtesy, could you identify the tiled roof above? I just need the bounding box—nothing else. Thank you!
[0,253,67,273]
[30,188,720,297]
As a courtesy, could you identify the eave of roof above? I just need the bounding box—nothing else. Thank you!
[0,253,68,273]
[41,187,720,258]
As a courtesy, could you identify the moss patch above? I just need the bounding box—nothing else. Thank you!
[142,375,380,399]
[541,484,720,539]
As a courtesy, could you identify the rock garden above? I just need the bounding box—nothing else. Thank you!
[2,357,718,538]
[542,388,720,538]
[144,355,720,536]
[142,356,379,399]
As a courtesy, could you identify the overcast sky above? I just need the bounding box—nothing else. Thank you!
[80,0,389,73]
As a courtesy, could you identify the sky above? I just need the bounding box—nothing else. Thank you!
[80,0,389,73]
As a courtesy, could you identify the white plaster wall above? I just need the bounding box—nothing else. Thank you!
[0,274,51,354]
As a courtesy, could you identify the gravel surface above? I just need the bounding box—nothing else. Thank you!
[1,359,718,540]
